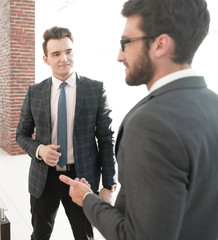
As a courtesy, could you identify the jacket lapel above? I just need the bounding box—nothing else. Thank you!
[74,74,86,129]
[115,93,153,155]
[115,76,207,155]
[43,78,52,140]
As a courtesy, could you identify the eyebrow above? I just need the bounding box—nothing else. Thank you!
[51,51,59,55]
[65,48,73,52]
[50,48,73,55]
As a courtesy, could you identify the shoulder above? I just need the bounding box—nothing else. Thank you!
[76,74,103,87]
[76,74,105,97]
[28,77,52,91]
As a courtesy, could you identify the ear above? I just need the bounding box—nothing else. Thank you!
[43,55,50,65]
[153,34,172,58]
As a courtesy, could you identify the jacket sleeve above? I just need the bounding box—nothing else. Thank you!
[16,86,41,159]
[95,82,116,186]
[83,111,190,240]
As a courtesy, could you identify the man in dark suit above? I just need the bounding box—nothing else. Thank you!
[60,0,218,240]
[16,26,116,240]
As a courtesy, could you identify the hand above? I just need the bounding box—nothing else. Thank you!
[59,175,93,207]
[99,188,113,204]
[38,144,61,167]
[74,177,91,188]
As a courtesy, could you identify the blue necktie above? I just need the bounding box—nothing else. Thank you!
[57,82,67,167]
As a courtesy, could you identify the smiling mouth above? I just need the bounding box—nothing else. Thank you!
[124,62,128,67]
[124,63,128,71]
[60,64,69,67]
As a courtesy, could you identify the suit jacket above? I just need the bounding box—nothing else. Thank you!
[83,76,218,240]
[16,74,116,198]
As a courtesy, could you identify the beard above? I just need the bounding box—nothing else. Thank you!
[125,48,155,86]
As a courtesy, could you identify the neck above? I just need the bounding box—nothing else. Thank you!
[147,63,191,90]
[53,72,74,82]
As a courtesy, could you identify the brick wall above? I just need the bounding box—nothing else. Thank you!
[0,0,35,155]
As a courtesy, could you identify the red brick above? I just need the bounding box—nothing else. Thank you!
[0,0,35,155]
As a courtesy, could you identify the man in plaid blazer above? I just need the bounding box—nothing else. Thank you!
[16,26,116,240]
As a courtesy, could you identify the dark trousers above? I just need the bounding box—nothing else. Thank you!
[30,166,93,240]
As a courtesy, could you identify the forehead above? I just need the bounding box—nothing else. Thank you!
[46,37,74,53]
[122,15,144,37]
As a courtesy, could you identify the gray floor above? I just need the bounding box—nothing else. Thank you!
[0,148,106,240]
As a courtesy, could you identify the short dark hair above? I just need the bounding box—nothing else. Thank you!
[121,0,210,64]
[42,26,74,56]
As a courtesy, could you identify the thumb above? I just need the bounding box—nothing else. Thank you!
[59,175,75,187]
[50,144,60,150]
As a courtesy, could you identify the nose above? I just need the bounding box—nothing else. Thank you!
[61,53,67,62]
[117,48,125,62]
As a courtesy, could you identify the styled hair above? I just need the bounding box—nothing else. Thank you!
[42,26,74,56]
[121,0,210,64]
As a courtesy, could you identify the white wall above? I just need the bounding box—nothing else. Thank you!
[192,0,218,93]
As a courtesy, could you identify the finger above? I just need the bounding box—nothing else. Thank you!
[84,181,91,188]
[51,145,61,150]
[50,148,61,156]
[51,151,61,158]
[44,159,59,167]
[59,175,75,186]
[80,178,90,187]
[47,153,60,160]
[80,178,86,183]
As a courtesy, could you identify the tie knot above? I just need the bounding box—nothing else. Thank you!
[60,82,67,89]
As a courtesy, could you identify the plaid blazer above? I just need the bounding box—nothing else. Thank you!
[16,74,116,198]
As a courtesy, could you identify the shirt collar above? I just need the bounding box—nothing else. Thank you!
[52,72,76,90]
[149,68,197,93]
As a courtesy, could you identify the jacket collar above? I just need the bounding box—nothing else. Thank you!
[115,76,207,155]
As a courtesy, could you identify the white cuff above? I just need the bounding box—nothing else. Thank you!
[36,144,43,160]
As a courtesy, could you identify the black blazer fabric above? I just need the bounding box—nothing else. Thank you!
[83,76,218,240]
[16,74,116,198]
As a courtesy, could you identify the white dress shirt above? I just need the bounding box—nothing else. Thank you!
[51,73,76,164]
[149,68,197,93]
[36,73,76,164]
